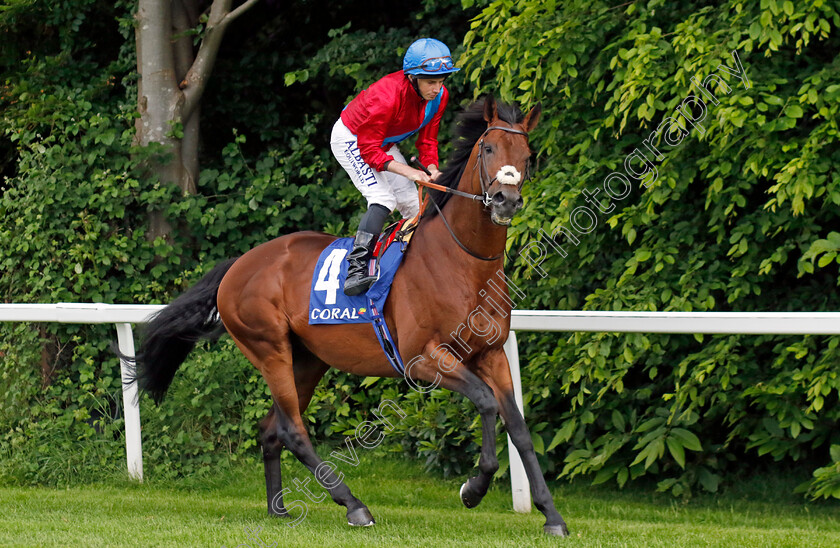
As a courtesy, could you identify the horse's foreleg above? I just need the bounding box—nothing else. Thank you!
[475,350,569,536]
[497,389,569,536]
[456,377,500,509]
[408,353,500,509]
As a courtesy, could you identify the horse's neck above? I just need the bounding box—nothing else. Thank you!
[414,183,509,290]
[444,197,507,259]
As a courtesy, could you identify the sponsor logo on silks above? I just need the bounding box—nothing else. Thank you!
[310,307,363,322]
[344,141,377,187]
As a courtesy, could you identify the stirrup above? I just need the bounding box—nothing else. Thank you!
[344,275,376,297]
[343,230,378,296]
[344,259,378,296]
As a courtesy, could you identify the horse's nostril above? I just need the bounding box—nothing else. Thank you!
[492,192,506,204]
[516,196,524,208]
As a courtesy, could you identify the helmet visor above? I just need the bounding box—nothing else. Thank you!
[405,56,456,73]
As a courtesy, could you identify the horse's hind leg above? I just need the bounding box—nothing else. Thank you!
[236,329,372,526]
[270,397,374,526]
[260,352,329,518]
[260,406,287,517]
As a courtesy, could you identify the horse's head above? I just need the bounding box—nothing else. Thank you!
[474,96,541,226]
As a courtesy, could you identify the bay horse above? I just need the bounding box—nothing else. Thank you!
[131,96,569,536]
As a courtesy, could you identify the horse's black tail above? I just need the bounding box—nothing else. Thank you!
[123,258,238,404]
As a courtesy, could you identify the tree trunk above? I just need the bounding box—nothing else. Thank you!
[133,0,260,239]
[172,0,202,192]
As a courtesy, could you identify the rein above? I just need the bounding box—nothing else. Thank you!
[413,178,487,203]
[429,198,503,261]
[413,124,530,262]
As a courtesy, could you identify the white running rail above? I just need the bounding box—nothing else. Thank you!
[2,304,840,512]
[0,303,164,481]
[503,309,840,513]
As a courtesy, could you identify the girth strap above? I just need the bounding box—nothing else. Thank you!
[369,301,405,375]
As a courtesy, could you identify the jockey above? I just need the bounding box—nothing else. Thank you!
[330,37,460,296]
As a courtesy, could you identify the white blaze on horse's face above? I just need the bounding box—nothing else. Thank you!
[496,165,522,186]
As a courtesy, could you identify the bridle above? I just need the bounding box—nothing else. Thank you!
[474,125,531,202]
[417,124,531,261]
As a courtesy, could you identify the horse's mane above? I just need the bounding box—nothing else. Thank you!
[423,97,524,218]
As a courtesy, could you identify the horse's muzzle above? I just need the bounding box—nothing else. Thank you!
[489,190,524,226]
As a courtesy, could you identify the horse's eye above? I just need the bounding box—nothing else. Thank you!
[484,145,493,154]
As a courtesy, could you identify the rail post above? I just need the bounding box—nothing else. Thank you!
[504,331,531,512]
[114,322,143,481]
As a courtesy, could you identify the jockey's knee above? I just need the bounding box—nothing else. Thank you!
[359,203,392,234]
[398,200,420,219]
[368,195,397,215]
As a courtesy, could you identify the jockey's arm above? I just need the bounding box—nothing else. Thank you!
[385,160,432,184]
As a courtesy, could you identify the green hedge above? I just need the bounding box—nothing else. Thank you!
[0,0,482,487]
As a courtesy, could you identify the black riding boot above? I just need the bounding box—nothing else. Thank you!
[344,230,379,296]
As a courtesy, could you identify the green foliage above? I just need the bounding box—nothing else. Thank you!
[458,0,840,499]
[282,0,469,93]
[133,338,271,480]
[295,371,484,478]
[283,24,413,92]
[0,0,350,484]
[809,444,840,500]
[0,321,140,485]
[173,119,353,258]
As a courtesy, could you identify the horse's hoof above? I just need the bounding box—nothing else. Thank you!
[459,479,483,509]
[268,509,290,518]
[347,506,375,527]
[544,523,570,537]
[268,501,290,518]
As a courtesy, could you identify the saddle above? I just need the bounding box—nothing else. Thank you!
[372,213,420,260]
[307,214,421,375]
[308,215,419,325]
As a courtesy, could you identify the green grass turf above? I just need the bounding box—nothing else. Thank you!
[1,452,839,547]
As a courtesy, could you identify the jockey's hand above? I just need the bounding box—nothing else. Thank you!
[428,165,442,182]
[412,168,432,184]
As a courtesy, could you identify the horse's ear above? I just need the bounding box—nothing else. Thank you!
[483,95,497,122]
[522,102,542,133]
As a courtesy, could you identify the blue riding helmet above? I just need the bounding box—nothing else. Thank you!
[403,38,460,76]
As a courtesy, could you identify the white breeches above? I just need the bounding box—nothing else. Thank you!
[330,119,420,219]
